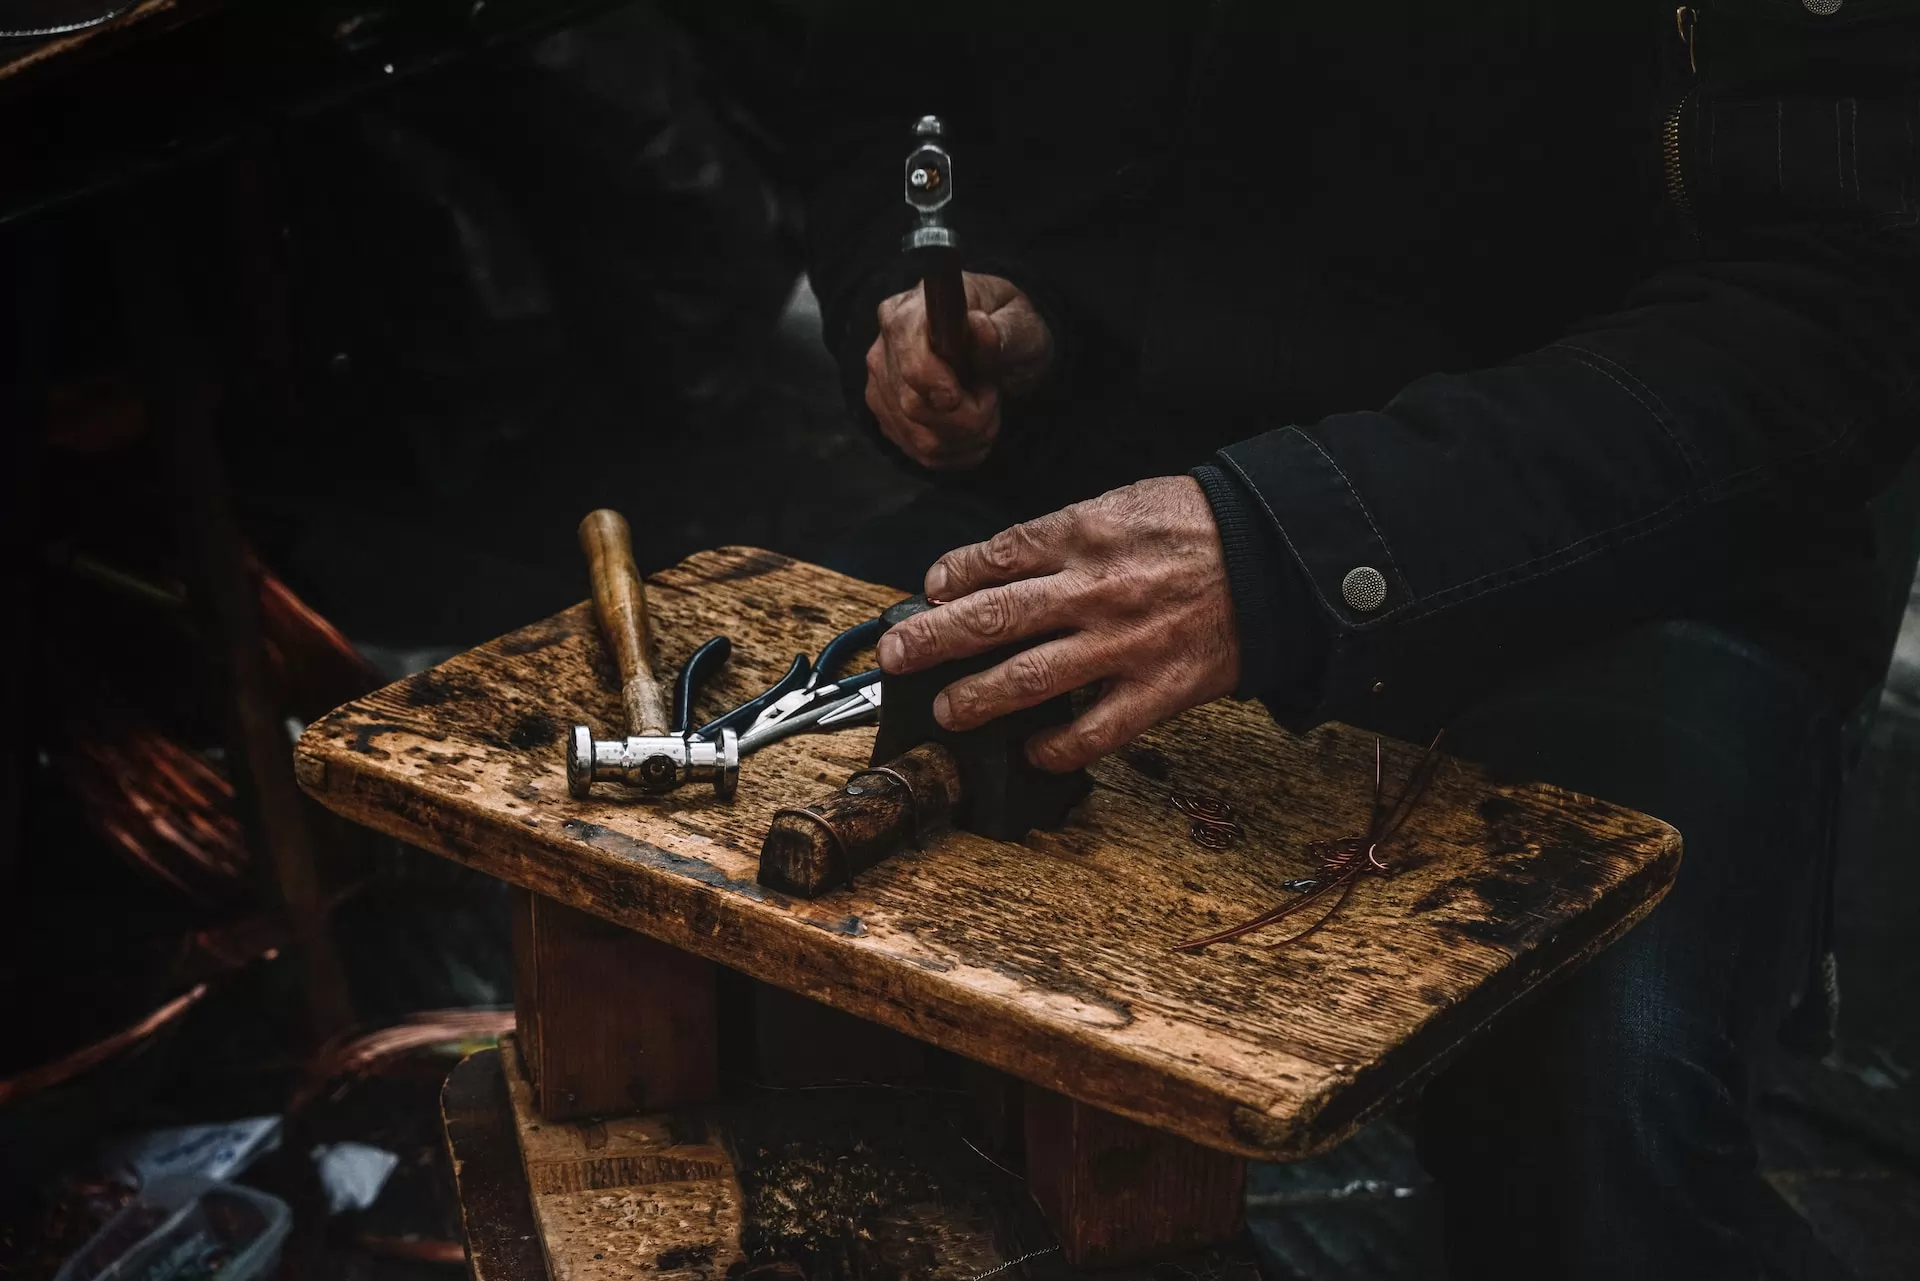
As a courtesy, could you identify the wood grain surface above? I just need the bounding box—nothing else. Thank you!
[1024,1085,1246,1266]
[511,889,717,1120]
[501,1037,746,1281]
[299,546,1681,1161]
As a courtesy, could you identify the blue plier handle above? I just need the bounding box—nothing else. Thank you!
[693,616,884,743]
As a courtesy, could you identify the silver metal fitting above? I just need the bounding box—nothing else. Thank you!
[567,725,739,800]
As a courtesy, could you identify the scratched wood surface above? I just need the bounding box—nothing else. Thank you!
[500,1038,746,1281]
[300,547,1681,1161]
[482,1037,1260,1280]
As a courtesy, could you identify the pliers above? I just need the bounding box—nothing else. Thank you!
[694,617,885,756]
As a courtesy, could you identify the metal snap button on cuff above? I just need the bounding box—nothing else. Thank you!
[1341,566,1388,612]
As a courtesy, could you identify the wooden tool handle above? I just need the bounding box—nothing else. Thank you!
[921,255,973,378]
[578,509,670,736]
[758,743,962,897]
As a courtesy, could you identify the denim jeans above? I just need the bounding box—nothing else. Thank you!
[826,489,1842,1281]
[1409,621,1841,1281]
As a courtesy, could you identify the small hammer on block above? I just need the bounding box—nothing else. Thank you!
[566,509,738,800]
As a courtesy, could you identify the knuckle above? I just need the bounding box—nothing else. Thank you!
[969,589,1013,639]
[983,523,1041,574]
[1005,650,1056,701]
[982,531,1024,574]
[1077,503,1125,546]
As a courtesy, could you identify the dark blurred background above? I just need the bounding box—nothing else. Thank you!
[0,3,1914,1279]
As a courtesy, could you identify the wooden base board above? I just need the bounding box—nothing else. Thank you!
[449,1042,1270,1280]
[502,1036,746,1280]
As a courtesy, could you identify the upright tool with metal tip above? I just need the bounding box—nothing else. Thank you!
[903,114,972,374]
[565,509,738,800]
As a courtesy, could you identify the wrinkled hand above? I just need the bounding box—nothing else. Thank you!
[875,477,1242,772]
[865,271,1052,470]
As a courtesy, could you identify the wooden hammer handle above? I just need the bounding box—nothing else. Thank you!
[921,254,974,380]
[578,509,670,736]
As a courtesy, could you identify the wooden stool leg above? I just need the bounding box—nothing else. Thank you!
[511,888,716,1120]
[1023,1085,1246,1268]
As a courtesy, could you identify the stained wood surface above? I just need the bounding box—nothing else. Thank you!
[487,1035,1264,1280]
[498,1037,746,1281]
[299,546,1682,1161]
[511,889,717,1120]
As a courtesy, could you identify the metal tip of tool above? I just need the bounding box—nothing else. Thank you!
[567,725,593,799]
[913,114,946,141]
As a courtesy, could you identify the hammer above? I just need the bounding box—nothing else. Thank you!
[565,509,738,800]
[903,115,973,377]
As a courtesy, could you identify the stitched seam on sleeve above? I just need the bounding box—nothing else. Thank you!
[1217,452,1356,621]
[1547,342,1706,478]
[1371,424,1856,628]
[1283,426,1408,585]
[1221,406,1857,637]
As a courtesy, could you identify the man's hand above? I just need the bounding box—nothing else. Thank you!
[865,271,1052,470]
[875,477,1242,772]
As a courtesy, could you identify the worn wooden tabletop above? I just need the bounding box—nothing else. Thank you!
[300,547,1680,1161]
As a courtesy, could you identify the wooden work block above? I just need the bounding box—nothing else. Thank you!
[500,1036,746,1280]
[298,546,1682,1161]
[512,889,716,1121]
[1023,1085,1246,1267]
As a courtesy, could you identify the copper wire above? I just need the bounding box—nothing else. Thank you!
[1172,731,1446,952]
[1172,791,1245,849]
[773,805,858,892]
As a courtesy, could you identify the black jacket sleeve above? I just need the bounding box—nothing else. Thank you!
[1204,0,1920,729]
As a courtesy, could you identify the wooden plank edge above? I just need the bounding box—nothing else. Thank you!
[298,746,1293,1159]
[1246,825,1683,1158]
[442,1048,550,1281]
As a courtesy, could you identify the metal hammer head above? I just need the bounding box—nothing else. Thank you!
[567,726,739,800]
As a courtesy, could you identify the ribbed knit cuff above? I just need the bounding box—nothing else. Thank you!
[1191,462,1330,709]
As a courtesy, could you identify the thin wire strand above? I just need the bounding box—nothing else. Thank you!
[1172,731,1446,952]
[971,1246,1061,1281]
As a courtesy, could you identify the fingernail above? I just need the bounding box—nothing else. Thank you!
[933,692,953,727]
[924,565,949,599]
[878,633,903,671]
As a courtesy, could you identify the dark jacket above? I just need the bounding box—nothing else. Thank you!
[801,1,1920,729]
